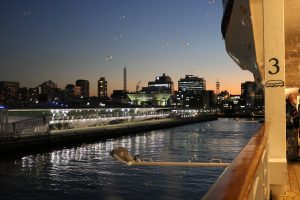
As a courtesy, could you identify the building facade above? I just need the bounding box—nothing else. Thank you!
[241,81,264,109]
[76,79,89,98]
[98,77,107,98]
[148,73,174,92]
[216,80,220,95]
[38,80,60,102]
[127,93,171,106]
[177,75,207,108]
[178,75,206,94]
[65,84,77,100]
[0,81,20,105]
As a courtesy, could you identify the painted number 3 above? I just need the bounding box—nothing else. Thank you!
[268,58,280,74]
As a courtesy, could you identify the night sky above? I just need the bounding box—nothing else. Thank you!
[0,0,253,96]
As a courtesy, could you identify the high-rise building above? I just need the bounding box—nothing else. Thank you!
[177,75,207,108]
[74,86,81,96]
[38,80,61,102]
[178,75,206,94]
[241,81,264,109]
[65,84,76,99]
[123,67,127,92]
[28,87,39,103]
[202,90,216,108]
[216,80,220,95]
[39,80,57,95]
[18,87,28,103]
[148,73,174,92]
[0,81,20,104]
[76,79,89,98]
[98,77,107,98]
[111,90,129,105]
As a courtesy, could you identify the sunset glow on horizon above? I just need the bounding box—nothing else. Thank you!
[0,0,254,96]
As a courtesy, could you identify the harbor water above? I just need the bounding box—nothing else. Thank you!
[0,118,262,200]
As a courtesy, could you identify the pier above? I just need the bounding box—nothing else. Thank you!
[0,108,217,156]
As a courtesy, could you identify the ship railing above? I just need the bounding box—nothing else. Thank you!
[202,124,269,200]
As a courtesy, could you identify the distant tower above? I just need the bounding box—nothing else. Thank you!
[123,67,127,92]
[98,77,107,98]
[216,79,220,95]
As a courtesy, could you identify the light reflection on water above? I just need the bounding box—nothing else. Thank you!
[0,118,261,200]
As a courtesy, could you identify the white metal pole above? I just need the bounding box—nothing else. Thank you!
[127,161,230,167]
[111,152,230,168]
[0,110,3,137]
[263,0,287,197]
[5,109,8,134]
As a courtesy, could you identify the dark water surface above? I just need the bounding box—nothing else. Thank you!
[0,118,262,200]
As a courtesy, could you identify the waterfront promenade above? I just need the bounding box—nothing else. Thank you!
[0,114,216,156]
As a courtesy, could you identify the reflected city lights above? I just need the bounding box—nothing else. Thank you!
[7,118,261,200]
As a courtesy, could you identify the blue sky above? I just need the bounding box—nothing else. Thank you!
[0,0,253,95]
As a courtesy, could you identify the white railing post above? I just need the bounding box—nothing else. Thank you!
[263,0,287,198]
[5,109,8,134]
[0,109,3,137]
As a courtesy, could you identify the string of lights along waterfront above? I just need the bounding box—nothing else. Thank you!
[0,118,261,200]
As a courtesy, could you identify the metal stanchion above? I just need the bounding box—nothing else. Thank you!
[0,109,3,138]
[5,109,8,135]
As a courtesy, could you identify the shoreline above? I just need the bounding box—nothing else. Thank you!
[0,115,217,159]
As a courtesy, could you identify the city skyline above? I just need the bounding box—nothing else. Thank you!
[0,0,254,96]
[0,73,247,97]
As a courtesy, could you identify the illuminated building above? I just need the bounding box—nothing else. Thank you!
[216,80,220,94]
[148,73,174,92]
[241,81,264,109]
[98,77,107,98]
[177,75,206,108]
[127,93,171,106]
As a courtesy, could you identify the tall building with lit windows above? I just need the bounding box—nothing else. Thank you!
[241,81,264,109]
[148,73,174,92]
[76,79,89,98]
[177,75,206,108]
[216,80,220,94]
[65,84,81,99]
[38,80,61,102]
[98,77,107,98]
[178,75,206,94]
[0,81,20,104]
